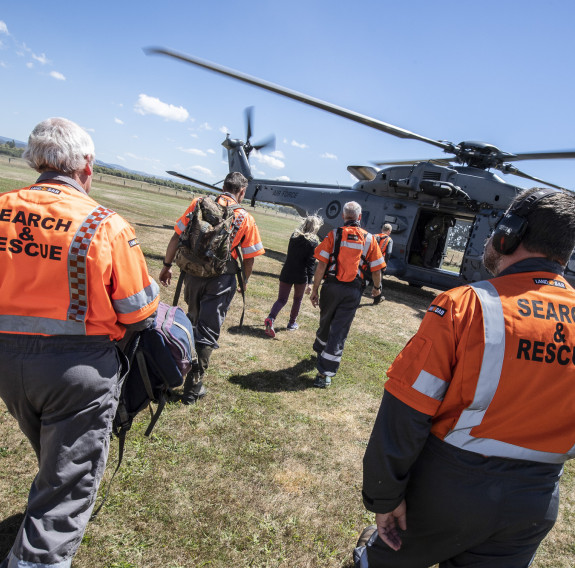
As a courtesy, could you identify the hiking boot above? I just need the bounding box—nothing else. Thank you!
[313,373,331,388]
[180,381,207,405]
[264,317,276,338]
[373,294,385,305]
[286,321,299,331]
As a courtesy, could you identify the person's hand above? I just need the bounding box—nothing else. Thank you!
[310,289,319,307]
[305,284,312,295]
[237,280,248,293]
[375,500,407,551]
[371,287,382,299]
[159,266,172,287]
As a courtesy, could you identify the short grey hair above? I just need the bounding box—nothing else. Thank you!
[343,201,361,220]
[223,171,248,195]
[382,223,392,233]
[22,117,95,175]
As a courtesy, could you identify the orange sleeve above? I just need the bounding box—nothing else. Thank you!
[314,232,333,264]
[109,222,160,325]
[174,198,199,235]
[384,291,459,415]
[366,234,385,272]
[234,213,265,259]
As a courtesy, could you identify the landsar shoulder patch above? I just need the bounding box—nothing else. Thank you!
[427,304,447,317]
[533,278,566,289]
[128,238,140,248]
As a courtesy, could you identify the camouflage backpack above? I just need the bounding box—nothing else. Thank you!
[175,195,244,278]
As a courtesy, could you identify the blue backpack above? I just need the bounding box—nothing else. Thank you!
[114,301,195,439]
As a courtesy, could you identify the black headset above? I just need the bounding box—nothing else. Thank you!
[492,188,561,255]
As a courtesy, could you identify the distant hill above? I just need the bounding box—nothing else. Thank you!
[0,136,26,148]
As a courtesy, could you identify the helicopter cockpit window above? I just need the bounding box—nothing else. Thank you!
[409,212,472,274]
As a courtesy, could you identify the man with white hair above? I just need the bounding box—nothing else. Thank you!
[310,201,384,387]
[0,117,159,568]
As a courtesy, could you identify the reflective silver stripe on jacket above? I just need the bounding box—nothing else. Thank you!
[68,206,114,322]
[413,370,448,400]
[443,280,573,464]
[112,280,160,314]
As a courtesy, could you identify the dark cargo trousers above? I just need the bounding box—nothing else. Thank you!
[0,334,123,568]
[184,272,237,349]
[356,435,561,568]
[313,279,362,377]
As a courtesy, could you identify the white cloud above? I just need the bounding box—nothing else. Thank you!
[178,147,207,157]
[207,149,215,155]
[219,126,229,134]
[134,94,189,122]
[114,118,124,125]
[291,140,308,149]
[49,71,65,81]
[198,122,212,131]
[26,62,33,69]
[116,156,126,162]
[32,52,48,65]
[275,175,290,182]
[253,150,285,170]
[190,165,213,176]
[270,150,285,159]
[0,61,7,68]
[321,152,337,160]
[0,21,8,35]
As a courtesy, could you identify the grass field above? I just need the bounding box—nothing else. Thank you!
[0,158,574,567]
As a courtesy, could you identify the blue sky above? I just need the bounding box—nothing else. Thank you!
[1,1,574,190]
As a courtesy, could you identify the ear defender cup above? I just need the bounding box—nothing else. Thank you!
[492,188,561,255]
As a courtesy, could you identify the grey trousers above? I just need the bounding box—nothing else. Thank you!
[357,435,561,568]
[183,272,237,349]
[0,334,122,568]
[313,279,362,377]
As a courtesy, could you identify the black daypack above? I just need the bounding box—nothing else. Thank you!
[92,302,195,518]
[175,195,244,278]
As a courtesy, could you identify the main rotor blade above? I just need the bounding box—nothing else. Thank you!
[496,165,569,191]
[504,150,575,162]
[166,171,222,192]
[145,47,451,151]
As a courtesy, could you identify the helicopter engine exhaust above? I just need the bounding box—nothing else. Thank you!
[419,180,470,201]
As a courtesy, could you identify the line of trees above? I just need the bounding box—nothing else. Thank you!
[0,141,24,158]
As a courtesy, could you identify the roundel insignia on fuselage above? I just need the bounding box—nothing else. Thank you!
[326,201,341,219]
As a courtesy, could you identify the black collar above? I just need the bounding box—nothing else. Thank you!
[499,258,565,277]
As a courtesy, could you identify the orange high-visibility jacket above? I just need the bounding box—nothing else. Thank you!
[0,183,159,341]
[375,234,391,258]
[385,266,575,464]
[175,193,265,260]
[314,225,385,282]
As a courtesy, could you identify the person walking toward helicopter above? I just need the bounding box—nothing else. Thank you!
[264,215,323,337]
[310,201,384,388]
[356,188,575,568]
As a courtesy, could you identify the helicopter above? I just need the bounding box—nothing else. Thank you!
[146,47,575,291]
